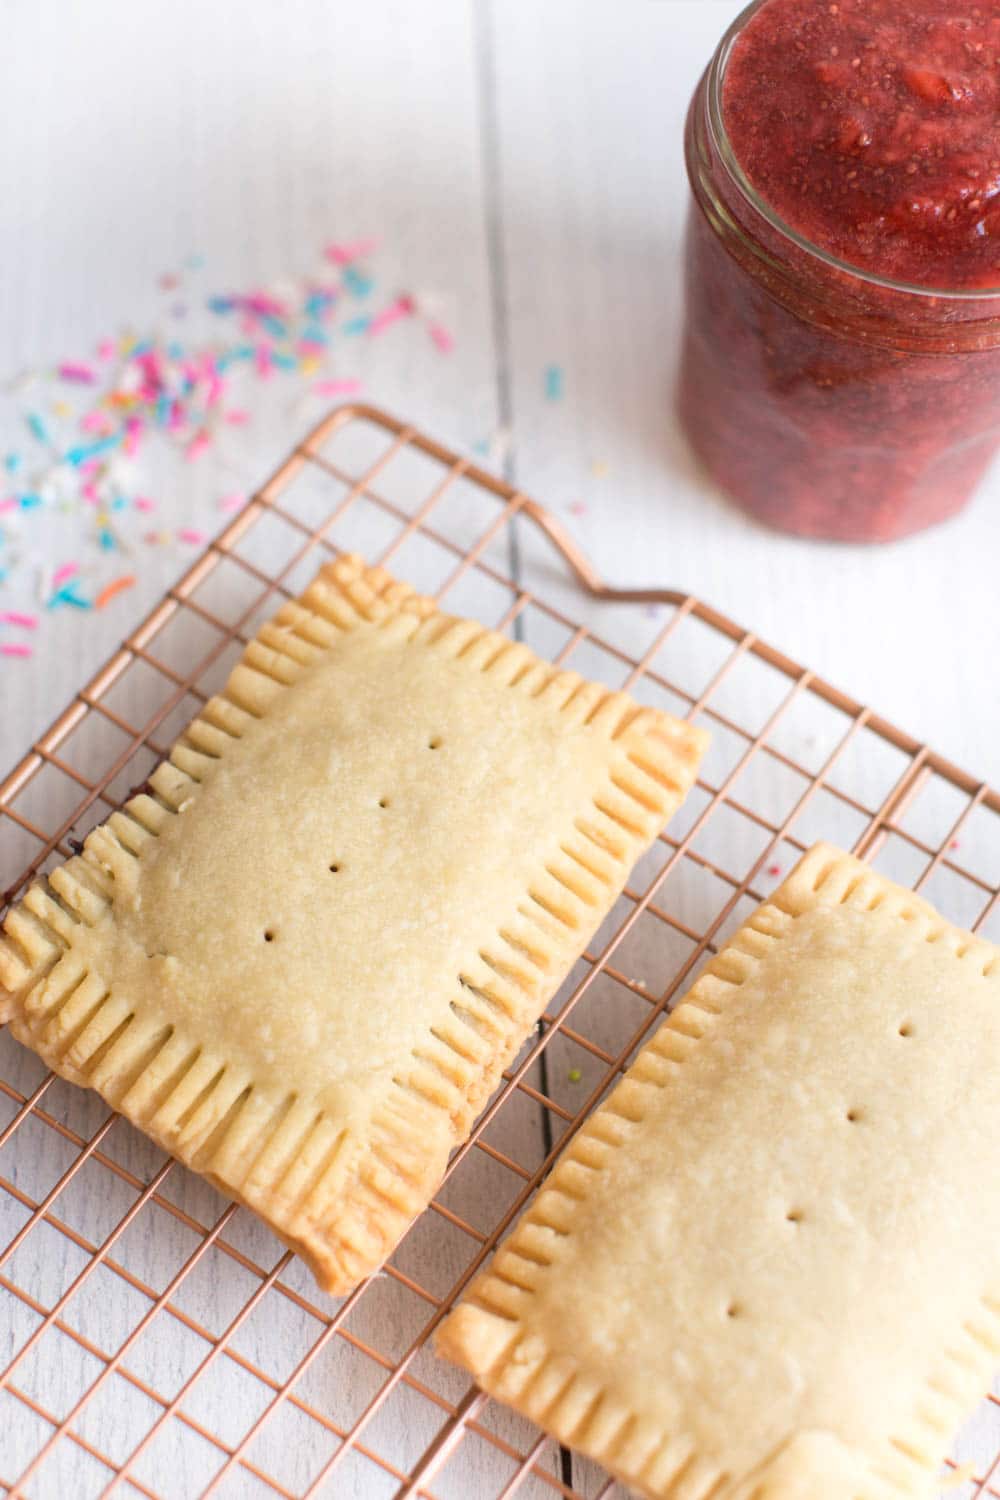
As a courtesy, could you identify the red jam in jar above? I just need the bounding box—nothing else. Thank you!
[678,0,1000,542]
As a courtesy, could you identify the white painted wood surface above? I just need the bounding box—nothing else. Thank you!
[1,3,998,1497]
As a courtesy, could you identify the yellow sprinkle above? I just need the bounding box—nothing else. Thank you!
[590,460,610,479]
[52,401,73,420]
[96,511,110,527]
[300,357,321,376]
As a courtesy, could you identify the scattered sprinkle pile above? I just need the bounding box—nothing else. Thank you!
[0,240,455,665]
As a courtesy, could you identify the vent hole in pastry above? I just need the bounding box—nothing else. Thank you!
[846,1108,862,1123]
[726,1302,742,1319]
[264,930,275,943]
[786,1209,804,1224]
[428,737,442,750]
[898,1022,914,1038]
[329,863,340,874]
[378,797,390,809]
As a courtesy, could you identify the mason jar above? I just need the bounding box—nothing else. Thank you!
[677,0,1000,543]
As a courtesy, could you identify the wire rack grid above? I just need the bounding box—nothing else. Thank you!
[0,403,998,1500]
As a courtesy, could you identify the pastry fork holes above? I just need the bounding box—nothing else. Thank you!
[898,1022,914,1038]
[428,736,442,750]
[329,863,341,873]
[786,1209,804,1224]
[264,930,275,942]
[378,797,390,809]
[726,1302,742,1320]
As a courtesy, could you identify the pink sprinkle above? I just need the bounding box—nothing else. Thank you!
[1,643,32,659]
[178,528,207,545]
[0,497,18,514]
[224,410,250,425]
[123,416,145,456]
[219,493,247,513]
[81,410,112,433]
[80,458,102,477]
[136,351,165,391]
[81,482,100,505]
[324,238,379,265]
[244,293,287,317]
[97,338,117,361]
[238,313,257,337]
[428,322,455,354]
[313,378,362,397]
[52,562,80,588]
[58,361,98,384]
[206,372,225,407]
[185,431,211,462]
[367,296,415,338]
[568,500,587,517]
[0,611,39,629]
[255,345,273,378]
[143,530,162,545]
[133,496,156,512]
[168,400,186,432]
[949,838,961,851]
[767,864,783,878]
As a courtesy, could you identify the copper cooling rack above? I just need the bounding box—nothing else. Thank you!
[1,403,998,1500]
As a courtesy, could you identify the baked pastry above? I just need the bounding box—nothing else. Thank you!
[438,844,1000,1500]
[0,554,707,1295]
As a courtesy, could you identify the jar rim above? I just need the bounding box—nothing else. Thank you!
[707,0,1000,304]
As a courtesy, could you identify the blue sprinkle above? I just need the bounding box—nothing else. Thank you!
[26,413,49,446]
[233,344,257,362]
[544,365,564,402]
[155,393,172,425]
[305,291,335,318]
[343,266,373,299]
[111,497,126,511]
[64,434,121,466]
[260,315,288,339]
[130,339,154,357]
[208,295,234,314]
[49,585,91,610]
[186,253,206,270]
[301,325,329,346]
[270,352,298,370]
[343,316,371,336]
[167,342,185,360]
[4,453,21,474]
[19,492,42,509]
[98,528,117,550]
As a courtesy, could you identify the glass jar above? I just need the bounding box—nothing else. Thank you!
[677,0,1000,544]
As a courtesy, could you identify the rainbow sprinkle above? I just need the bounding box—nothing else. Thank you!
[544,365,565,401]
[94,575,135,610]
[0,240,456,668]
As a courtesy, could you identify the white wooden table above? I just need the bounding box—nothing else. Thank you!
[1,3,998,1498]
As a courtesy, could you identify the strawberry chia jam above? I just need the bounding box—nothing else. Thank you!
[678,0,1000,542]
